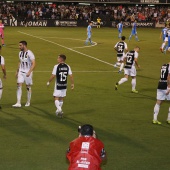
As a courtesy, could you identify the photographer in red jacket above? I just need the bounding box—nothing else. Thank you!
[66,124,106,170]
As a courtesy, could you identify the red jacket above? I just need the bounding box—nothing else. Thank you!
[67,136,105,170]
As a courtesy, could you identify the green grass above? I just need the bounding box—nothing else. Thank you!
[0,26,170,170]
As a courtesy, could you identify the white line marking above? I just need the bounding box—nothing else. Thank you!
[6,70,118,73]
[39,36,97,48]
[18,31,114,67]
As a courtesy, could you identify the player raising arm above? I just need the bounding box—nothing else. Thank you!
[47,54,74,118]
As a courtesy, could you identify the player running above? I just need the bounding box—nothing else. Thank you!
[128,20,139,42]
[85,21,93,45]
[114,36,128,73]
[153,63,170,125]
[0,45,6,108]
[12,41,36,107]
[97,17,101,28]
[0,20,5,46]
[47,54,74,118]
[160,24,169,53]
[117,21,123,38]
[115,46,140,93]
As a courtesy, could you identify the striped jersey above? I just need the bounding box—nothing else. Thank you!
[124,50,138,69]
[52,63,72,90]
[157,64,170,90]
[114,41,127,57]
[19,50,35,73]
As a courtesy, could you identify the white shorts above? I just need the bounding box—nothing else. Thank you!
[17,71,33,85]
[117,53,125,62]
[124,66,136,76]
[53,89,67,98]
[164,37,168,42]
[157,89,170,100]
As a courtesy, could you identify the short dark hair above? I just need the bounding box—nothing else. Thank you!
[80,124,93,136]
[121,36,126,41]
[59,54,66,61]
[19,41,27,46]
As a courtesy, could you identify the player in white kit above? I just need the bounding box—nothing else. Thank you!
[0,45,6,108]
[12,41,35,107]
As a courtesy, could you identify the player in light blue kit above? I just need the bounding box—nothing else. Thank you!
[117,21,123,38]
[129,20,139,41]
[160,24,168,53]
[85,22,93,45]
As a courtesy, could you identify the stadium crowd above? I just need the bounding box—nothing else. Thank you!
[0,1,169,22]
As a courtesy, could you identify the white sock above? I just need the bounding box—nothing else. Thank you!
[59,100,63,109]
[131,79,136,90]
[55,100,61,112]
[118,78,128,85]
[116,62,121,66]
[167,107,170,121]
[153,104,160,121]
[161,42,165,49]
[17,86,22,104]
[119,63,124,72]
[0,89,3,100]
[27,87,31,103]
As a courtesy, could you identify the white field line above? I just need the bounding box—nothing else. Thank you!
[6,70,118,73]
[39,36,97,48]
[18,31,114,67]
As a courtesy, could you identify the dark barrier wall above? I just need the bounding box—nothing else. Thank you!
[2,19,155,28]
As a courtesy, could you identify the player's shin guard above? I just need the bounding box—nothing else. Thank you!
[55,100,62,112]
[129,35,132,40]
[59,100,63,109]
[153,104,160,120]
[119,63,124,72]
[131,78,136,91]
[161,42,166,50]
[135,35,139,41]
[17,85,22,104]
[26,86,31,103]
[89,38,92,44]
[167,107,170,121]
[1,39,4,45]
[118,78,128,85]
[119,33,121,38]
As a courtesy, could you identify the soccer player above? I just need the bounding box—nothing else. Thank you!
[12,41,35,107]
[0,20,5,46]
[153,63,170,124]
[114,36,128,73]
[115,46,140,93]
[128,20,139,41]
[85,21,93,45]
[47,54,74,117]
[0,45,6,108]
[160,24,168,53]
[66,124,106,170]
[117,21,123,38]
[97,17,101,28]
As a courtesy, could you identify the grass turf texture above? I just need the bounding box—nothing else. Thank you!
[0,27,170,170]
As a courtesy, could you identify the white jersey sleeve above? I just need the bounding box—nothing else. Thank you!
[28,50,35,61]
[0,56,5,65]
[125,42,128,50]
[52,65,58,75]
[134,51,138,59]
[114,42,118,48]
[68,65,72,75]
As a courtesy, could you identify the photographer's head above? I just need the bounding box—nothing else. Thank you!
[80,124,94,136]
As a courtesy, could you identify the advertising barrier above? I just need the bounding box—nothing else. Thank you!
[112,21,155,28]
[3,19,156,28]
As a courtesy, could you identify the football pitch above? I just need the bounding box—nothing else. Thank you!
[0,26,170,170]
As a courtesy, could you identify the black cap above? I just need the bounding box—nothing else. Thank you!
[80,124,93,136]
